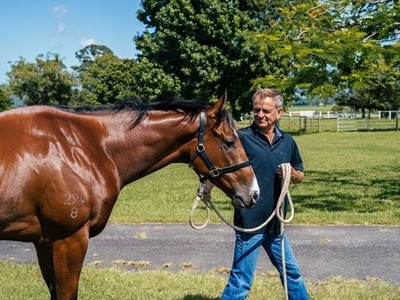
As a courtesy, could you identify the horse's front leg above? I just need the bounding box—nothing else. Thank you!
[52,223,90,300]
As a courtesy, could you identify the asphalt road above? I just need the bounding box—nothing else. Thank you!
[0,224,399,285]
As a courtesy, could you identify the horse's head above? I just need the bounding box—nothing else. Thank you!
[189,94,259,208]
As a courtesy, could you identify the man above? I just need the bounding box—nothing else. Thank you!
[221,88,309,299]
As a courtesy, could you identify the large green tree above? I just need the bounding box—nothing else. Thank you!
[135,0,272,115]
[6,53,76,105]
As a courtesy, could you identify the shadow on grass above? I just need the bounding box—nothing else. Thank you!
[210,164,399,215]
[293,165,400,214]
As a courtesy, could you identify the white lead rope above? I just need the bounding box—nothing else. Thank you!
[189,163,294,300]
[189,163,294,232]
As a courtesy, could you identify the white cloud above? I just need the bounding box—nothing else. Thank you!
[52,5,67,18]
[80,38,96,48]
[57,22,66,33]
[52,6,67,34]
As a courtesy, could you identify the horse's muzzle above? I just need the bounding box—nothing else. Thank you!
[246,176,260,207]
[228,175,260,208]
[232,188,259,209]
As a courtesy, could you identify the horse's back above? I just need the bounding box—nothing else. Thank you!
[0,106,104,156]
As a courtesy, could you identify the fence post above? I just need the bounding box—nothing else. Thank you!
[304,117,308,133]
[299,116,302,134]
[336,116,339,132]
[318,117,321,132]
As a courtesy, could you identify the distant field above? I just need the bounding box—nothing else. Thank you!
[111,131,400,226]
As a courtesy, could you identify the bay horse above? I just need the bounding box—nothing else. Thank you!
[0,94,259,299]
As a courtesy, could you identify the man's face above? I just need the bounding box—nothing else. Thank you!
[252,96,282,132]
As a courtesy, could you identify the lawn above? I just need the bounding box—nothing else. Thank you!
[111,131,400,226]
[1,262,399,300]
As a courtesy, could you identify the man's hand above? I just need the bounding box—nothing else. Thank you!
[277,165,304,184]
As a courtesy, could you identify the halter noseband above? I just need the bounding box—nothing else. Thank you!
[189,112,251,183]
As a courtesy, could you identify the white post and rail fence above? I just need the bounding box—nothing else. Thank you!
[240,110,399,133]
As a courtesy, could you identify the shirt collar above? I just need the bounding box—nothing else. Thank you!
[250,122,283,143]
[275,126,282,138]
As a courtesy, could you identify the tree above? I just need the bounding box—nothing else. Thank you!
[74,45,133,105]
[6,53,76,105]
[252,0,400,111]
[74,44,115,74]
[135,0,271,116]
[331,0,400,111]
[74,43,175,105]
[0,87,12,111]
[74,52,137,106]
[132,57,181,101]
[74,44,176,105]
[251,1,332,103]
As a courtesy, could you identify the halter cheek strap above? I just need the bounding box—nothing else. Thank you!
[189,112,251,183]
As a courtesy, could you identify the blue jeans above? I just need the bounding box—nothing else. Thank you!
[221,231,309,300]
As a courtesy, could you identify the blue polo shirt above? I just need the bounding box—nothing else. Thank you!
[235,123,304,233]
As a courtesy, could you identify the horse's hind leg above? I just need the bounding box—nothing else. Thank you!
[35,224,89,300]
[34,242,57,299]
[52,224,90,300]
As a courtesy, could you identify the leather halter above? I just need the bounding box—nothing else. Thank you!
[189,112,251,183]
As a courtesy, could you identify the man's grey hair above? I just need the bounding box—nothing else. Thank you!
[252,88,283,109]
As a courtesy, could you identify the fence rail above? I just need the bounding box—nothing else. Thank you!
[338,117,399,132]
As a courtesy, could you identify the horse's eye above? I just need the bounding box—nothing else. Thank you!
[224,140,236,149]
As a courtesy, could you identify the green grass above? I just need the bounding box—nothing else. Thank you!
[111,131,400,226]
[1,261,399,300]
[293,131,400,225]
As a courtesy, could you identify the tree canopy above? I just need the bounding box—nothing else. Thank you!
[0,87,12,111]
[3,0,399,114]
[73,46,137,106]
[6,53,76,106]
[135,0,273,115]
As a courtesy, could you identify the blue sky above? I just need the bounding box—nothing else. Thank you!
[0,0,146,84]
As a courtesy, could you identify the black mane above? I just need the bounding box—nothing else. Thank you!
[115,95,209,128]
[57,94,210,128]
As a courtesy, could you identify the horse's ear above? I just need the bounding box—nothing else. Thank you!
[206,92,227,118]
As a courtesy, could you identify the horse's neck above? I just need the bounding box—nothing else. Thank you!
[103,111,198,187]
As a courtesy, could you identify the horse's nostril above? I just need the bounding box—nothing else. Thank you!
[252,191,259,203]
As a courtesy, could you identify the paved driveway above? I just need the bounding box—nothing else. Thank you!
[0,224,399,285]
